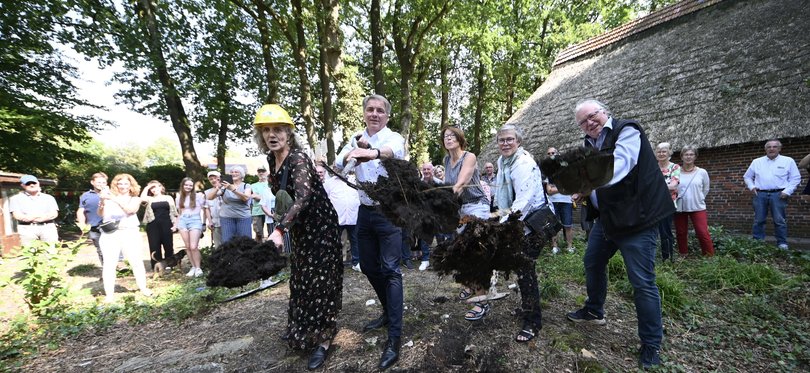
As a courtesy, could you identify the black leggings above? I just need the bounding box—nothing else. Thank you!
[146,219,174,267]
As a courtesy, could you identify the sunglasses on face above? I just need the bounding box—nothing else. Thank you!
[24,182,38,186]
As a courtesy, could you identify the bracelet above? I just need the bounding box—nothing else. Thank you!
[374,148,381,159]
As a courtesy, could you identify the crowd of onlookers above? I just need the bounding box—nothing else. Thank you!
[8,94,809,370]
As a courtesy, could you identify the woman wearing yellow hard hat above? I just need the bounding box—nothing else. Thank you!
[253,104,343,370]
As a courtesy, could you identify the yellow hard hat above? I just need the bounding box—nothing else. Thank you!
[254,104,294,129]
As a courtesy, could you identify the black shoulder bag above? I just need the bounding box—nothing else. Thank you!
[523,181,563,242]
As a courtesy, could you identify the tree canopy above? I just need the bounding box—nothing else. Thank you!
[2,0,678,175]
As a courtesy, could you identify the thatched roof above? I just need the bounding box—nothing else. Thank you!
[482,0,810,161]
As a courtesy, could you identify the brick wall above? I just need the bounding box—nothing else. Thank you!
[672,137,810,238]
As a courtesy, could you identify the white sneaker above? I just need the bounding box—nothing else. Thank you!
[352,263,361,272]
[567,247,575,253]
[552,247,560,255]
[418,261,429,271]
[186,267,196,277]
[778,244,789,250]
[194,267,204,277]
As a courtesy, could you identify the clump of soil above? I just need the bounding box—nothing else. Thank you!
[206,237,287,288]
[538,146,614,195]
[361,158,460,241]
[431,213,529,290]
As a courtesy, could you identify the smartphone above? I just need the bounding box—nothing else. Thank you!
[221,174,234,184]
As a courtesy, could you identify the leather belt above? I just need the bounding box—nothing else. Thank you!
[759,189,784,193]
[17,220,55,226]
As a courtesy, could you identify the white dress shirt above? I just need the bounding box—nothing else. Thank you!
[336,127,406,205]
[743,154,801,195]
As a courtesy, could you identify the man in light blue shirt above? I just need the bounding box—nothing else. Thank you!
[743,139,801,250]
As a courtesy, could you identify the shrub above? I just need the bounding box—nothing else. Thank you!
[11,240,82,318]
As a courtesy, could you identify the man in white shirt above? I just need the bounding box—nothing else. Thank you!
[336,94,406,370]
[743,139,801,250]
[316,164,361,271]
[9,175,59,246]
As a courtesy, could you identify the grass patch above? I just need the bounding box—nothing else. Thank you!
[688,256,783,294]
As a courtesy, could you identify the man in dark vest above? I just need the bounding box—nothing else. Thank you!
[566,99,673,369]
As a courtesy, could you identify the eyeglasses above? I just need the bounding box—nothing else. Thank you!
[577,110,602,126]
[443,135,456,140]
[24,182,38,186]
[497,137,516,144]
[547,152,556,156]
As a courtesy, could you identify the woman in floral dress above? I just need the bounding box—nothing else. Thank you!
[253,104,343,370]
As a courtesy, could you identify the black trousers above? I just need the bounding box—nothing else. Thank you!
[517,237,542,330]
[146,219,174,267]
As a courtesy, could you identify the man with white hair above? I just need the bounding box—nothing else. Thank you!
[567,99,672,369]
[743,139,801,250]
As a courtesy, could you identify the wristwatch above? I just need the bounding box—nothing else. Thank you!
[275,223,288,233]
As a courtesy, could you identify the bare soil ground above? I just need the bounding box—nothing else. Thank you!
[3,230,807,372]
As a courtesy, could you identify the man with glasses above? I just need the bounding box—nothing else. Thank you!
[9,175,59,246]
[566,99,673,369]
[743,139,801,250]
[545,147,574,254]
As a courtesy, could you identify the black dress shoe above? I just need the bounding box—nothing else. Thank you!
[379,337,400,370]
[362,314,389,332]
[307,345,328,370]
[403,260,414,269]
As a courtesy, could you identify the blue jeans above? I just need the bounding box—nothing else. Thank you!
[220,217,252,243]
[752,191,788,246]
[582,220,663,348]
[358,206,404,338]
[339,224,359,265]
[418,239,430,261]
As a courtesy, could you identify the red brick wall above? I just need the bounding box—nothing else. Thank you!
[672,137,810,238]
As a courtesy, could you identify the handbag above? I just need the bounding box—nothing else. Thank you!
[524,205,563,241]
[98,220,120,234]
[523,182,563,241]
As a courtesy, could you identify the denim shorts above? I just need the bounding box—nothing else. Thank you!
[552,202,573,228]
[178,214,203,231]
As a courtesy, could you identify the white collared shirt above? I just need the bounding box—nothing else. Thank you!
[587,117,641,209]
[743,154,801,195]
[336,126,406,205]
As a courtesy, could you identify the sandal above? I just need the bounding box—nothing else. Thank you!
[458,288,473,300]
[464,302,490,321]
[515,322,539,343]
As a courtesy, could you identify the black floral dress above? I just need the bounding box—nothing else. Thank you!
[268,149,343,350]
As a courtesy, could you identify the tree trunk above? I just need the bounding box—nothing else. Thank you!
[317,0,343,164]
[256,7,279,104]
[398,62,413,150]
[136,0,203,180]
[290,0,316,150]
[370,0,384,94]
[216,81,229,172]
[472,61,486,154]
[440,56,449,128]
